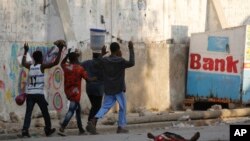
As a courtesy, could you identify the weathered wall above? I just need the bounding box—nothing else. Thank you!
[221,0,250,27]
[80,42,188,112]
[48,0,208,43]
[1,0,250,120]
[0,0,50,120]
[0,0,48,41]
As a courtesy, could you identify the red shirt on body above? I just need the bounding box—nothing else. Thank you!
[62,63,88,102]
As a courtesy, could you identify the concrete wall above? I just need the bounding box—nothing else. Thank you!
[80,42,188,112]
[205,0,250,31]
[1,0,250,120]
[0,0,50,120]
[47,0,208,44]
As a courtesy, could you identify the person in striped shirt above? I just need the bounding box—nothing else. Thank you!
[21,40,65,137]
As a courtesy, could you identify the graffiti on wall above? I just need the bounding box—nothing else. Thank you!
[0,42,67,112]
[27,45,66,111]
[52,67,63,90]
[18,69,27,94]
[8,43,19,102]
[0,80,5,99]
[48,66,64,111]
[53,92,63,111]
[0,80,5,91]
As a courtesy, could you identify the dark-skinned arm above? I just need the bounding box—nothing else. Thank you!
[123,41,135,68]
[60,53,69,68]
[21,42,31,69]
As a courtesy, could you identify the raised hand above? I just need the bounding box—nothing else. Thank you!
[128,41,133,49]
[24,42,29,52]
[102,45,108,56]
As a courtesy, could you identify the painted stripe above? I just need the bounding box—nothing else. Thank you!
[27,88,44,90]
[30,75,44,77]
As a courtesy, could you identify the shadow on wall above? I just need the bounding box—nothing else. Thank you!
[242,16,250,25]
[125,43,149,113]
[169,25,189,110]
[171,25,189,44]
[169,44,189,110]
[126,42,172,112]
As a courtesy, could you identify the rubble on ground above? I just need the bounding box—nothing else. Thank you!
[34,118,44,127]
[67,120,77,129]
[0,121,6,134]
[9,112,21,123]
[178,115,191,121]
[208,105,222,111]
[0,113,10,122]
[102,115,117,125]
[172,122,194,128]
[32,111,58,119]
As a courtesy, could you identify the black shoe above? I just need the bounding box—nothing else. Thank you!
[58,127,64,133]
[117,126,129,134]
[21,130,31,138]
[58,127,66,136]
[79,128,86,135]
[45,128,56,136]
[86,121,98,135]
[190,132,200,141]
[147,132,156,139]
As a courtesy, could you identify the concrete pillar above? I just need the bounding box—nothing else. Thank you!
[54,0,76,42]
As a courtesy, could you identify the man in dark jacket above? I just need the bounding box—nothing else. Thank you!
[80,53,104,129]
[87,41,135,134]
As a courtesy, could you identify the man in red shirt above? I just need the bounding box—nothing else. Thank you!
[59,49,89,136]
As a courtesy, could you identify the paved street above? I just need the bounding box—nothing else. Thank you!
[3,125,228,141]
[3,117,250,141]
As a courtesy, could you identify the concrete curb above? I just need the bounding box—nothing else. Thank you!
[126,108,250,124]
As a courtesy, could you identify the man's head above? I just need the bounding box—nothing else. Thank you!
[110,42,122,56]
[92,53,101,59]
[68,52,78,63]
[32,51,43,63]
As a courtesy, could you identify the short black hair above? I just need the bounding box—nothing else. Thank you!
[92,53,101,59]
[110,42,120,53]
[32,51,43,63]
[68,52,78,62]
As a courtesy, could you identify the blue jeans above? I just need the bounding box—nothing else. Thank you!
[61,101,83,129]
[95,92,127,127]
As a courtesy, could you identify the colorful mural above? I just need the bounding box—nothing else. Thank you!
[53,92,63,111]
[0,42,68,113]
[52,67,63,90]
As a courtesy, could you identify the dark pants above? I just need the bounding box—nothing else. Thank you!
[87,95,103,122]
[22,94,51,132]
[61,101,83,130]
